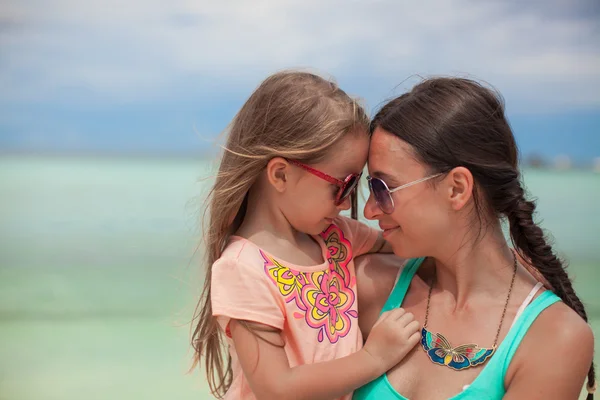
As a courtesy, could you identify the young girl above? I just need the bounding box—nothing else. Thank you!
[190,71,421,400]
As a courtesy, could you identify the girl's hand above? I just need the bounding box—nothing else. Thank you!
[361,308,420,374]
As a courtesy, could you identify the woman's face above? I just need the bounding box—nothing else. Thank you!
[364,128,453,258]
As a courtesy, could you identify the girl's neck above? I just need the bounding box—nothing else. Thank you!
[237,185,297,241]
[236,185,322,264]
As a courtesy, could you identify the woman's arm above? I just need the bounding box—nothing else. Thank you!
[230,308,420,400]
[503,302,594,399]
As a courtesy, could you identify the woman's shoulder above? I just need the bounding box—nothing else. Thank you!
[356,254,406,298]
[355,253,406,337]
[506,297,594,392]
[527,299,594,349]
[355,255,431,304]
[355,254,410,314]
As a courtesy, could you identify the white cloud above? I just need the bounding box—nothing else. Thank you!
[1,0,599,109]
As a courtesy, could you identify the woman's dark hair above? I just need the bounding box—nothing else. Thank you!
[371,77,595,397]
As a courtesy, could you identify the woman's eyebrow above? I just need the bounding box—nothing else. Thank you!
[371,171,401,185]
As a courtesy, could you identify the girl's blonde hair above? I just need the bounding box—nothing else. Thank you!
[190,70,370,397]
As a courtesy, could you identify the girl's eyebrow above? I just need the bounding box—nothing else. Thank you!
[333,168,359,181]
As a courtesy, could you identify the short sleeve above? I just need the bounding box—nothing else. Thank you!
[211,257,285,332]
[334,216,380,258]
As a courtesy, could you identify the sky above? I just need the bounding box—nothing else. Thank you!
[1,0,599,162]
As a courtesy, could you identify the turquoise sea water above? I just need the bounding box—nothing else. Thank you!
[0,156,598,399]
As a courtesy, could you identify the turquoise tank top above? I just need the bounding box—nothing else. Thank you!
[353,258,561,400]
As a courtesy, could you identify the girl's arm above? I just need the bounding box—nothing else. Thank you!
[230,307,420,400]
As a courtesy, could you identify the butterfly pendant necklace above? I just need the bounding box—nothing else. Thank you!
[420,251,517,371]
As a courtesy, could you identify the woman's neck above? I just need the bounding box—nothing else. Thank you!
[430,223,516,309]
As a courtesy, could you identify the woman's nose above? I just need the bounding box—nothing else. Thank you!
[363,192,382,220]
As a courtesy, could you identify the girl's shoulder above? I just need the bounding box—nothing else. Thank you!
[329,216,380,256]
[214,236,267,272]
[331,215,371,231]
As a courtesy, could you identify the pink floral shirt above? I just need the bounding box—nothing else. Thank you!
[211,216,379,400]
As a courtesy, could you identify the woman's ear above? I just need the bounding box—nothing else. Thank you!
[265,157,290,193]
[445,166,474,211]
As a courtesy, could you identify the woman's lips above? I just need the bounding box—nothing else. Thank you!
[380,225,399,238]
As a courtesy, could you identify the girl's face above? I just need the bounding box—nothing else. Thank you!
[364,128,453,258]
[282,132,370,235]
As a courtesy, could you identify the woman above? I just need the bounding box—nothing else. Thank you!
[353,78,595,399]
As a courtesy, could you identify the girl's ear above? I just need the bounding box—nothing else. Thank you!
[266,157,290,193]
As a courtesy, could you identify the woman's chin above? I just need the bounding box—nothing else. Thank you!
[388,238,420,259]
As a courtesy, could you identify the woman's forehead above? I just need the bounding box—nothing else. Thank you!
[368,128,420,169]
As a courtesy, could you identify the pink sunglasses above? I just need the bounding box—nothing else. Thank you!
[288,159,362,206]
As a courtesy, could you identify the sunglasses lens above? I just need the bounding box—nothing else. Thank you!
[369,178,394,214]
[336,175,359,205]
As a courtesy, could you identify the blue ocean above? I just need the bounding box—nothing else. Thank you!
[1,156,598,399]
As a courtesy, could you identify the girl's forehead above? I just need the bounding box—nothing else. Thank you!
[322,134,369,174]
